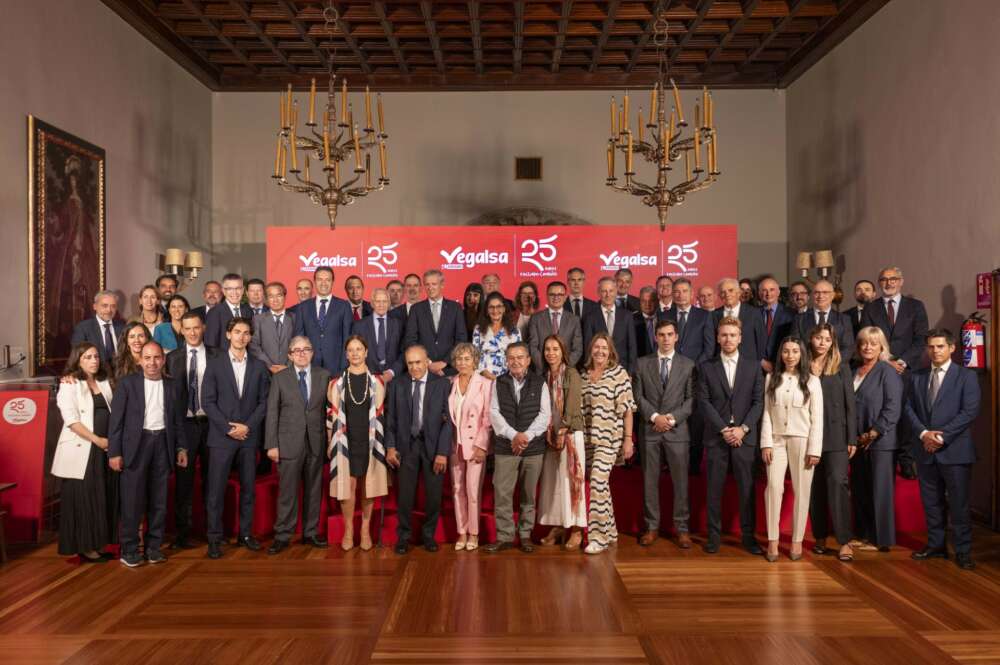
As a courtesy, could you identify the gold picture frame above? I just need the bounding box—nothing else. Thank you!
[27,116,106,376]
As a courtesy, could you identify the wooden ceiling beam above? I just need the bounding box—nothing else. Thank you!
[513,1,525,74]
[373,1,410,75]
[668,0,715,69]
[550,0,574,73]
[275,0,328,70]
[627,0,673,72]
[703,0,762,72]
[420,1,447,74]
[330,1,372,76]
[590,0,621,73]
[228,0,295,73]
[740,0,809,70]
[468,1,484,75]
[177,0,257,74]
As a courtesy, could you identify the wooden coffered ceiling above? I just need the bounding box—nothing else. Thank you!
[102,0,890,91]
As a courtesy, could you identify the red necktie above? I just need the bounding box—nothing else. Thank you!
[766,307,774,335]
[353,306,361,321]
[886,299,895,328]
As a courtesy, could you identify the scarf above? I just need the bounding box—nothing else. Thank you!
[547,365,583,511]
[326,371,388,500]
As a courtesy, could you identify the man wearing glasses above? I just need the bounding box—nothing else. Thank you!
[265,336,331,554]
[861,266,929,479]
[792,279,854,359]
[527,280,582,371]
[205,273,253,350]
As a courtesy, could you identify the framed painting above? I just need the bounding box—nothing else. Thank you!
[27,116,106,376]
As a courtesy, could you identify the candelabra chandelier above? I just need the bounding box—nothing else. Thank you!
[271,2,389,229]
[605,11,721,231]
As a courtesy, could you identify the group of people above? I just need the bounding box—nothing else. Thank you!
[52,263,981,570]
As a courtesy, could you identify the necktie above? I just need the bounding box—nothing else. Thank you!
[766,308,774,335]
[298,370,309,403]
[660,356,669,385]
[551,311,561,334]
[886,299,896,328]
[818,310,827,326]
[678,310,687,338]
[410,380,423,437]
[618,296,626,308]
[604,308,614,333]
[646,317,655,348]
[431,301,441,331]
[274,315,283,339]
[928,367,942,407]
[188,349,199,414]
[573,299,581,318]
[318,298,329,327]
[726,308,734,319]
[232,305,240,319]
[353,306,361,321]
[103,323,115,361]
[376,317,387,364]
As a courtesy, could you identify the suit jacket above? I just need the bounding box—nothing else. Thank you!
[108,373,187,468]
[616,294,640,313]
[384,372,453,459]
[201,353,271,449]
[52,379,115,479]
[204,301,254,350]
[191,304,213,322]
[711,304,767,362]
[347,300,373,321]
[760,303,796,362]
[166,343,221,415]
[247,305,270,318]
[564,296,600,321]
[696,354,765,447]
[860,296,929,369]
[663,305,715,364]
[293,295,354,377]
[403,299,467,367]
[448,372,493,460]
[843,305,866,337]
[265,365,331,459]
[817,365,858,453]
[633,312,660,359]
[389,302,417,326]
[352,313,404,376]
[854,360,903,451]
[903,363,981,465]
[793,308,854,360]
[581,304,638,373]
[70,317,125,364]
[633,352,696,443]
[527,308,583,370]
[250,310,296,368]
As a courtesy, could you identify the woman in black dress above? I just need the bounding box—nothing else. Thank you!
[51,343,116,562]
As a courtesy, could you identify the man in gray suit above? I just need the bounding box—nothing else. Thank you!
[265,335,331,554]
[250,282,296,374]
[633,319,696,549]
[526,280,582,371]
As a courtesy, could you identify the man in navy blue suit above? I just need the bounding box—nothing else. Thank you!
[664,278,714,364]
[108,341,188,567]
[384,345,454,554]
[792,279,854,360]
[403,269,467,376]
[201,317,271,559]
[293,266,353,377]
[757,277,795,372]
[582,276,638,374]
[344,274,373,323]
[204,273,253,350]
[564,267,600,321]
[711,278,767,363]
[352,288,403,382]
[70,290,125,365]
[904,329,981,570]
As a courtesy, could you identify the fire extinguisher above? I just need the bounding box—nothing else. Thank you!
[961,312,986,369]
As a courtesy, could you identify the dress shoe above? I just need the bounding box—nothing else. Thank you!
[955,553,976,570]
[119,552,145,568]
[393,542,410,555]
[520,541,535,554]
[207,542,223,559]
[584,541,607,555]
[146,549,167,564]
[639,531,658,547]
[765,552,779,563]
[169,536,195,550]
[236,536,262,551]
[302,535,328,549]
[742,540,764,556]
[899,462,918,480]
[268,540,290,555]
[423,540,439,553]
[911,547,948,561]
[484,541,514,553]
[677,533,692,549]
[455,535,468,551]
[465,536,479,551]
[703,541,720,554]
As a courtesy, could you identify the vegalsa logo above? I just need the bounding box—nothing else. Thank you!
[298,251,358,272]
[599,251,657,271]
[665,241,700,274]
[520,234,558,273]
[439,246,510,270]
[367,242,399,274]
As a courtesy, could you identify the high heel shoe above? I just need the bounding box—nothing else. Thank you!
[766,541,779,562]
[541,527,565,546]
[465,535,478,551]
[564,530,583,551]
[455,535,468,551]
[789,543,803,561]
[359,529,373,552]
[341,529,354,552]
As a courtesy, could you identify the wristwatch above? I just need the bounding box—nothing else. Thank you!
[740,425,750,434]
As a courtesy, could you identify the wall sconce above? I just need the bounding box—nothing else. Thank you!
[796,251,813,279]
[163,248,204,285]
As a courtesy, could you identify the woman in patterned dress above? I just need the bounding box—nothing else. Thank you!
[471,292,521,380]
[581,333,635,554]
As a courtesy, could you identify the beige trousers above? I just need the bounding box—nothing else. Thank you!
[764,435,815,542]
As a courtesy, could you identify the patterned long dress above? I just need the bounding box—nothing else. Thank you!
[581,364,636,547]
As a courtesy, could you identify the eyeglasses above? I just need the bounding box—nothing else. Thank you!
[548,292,567,298]
[878,276,901,283]
[289,348,313,354]
[223,286,243,292]
[813,290,834,295]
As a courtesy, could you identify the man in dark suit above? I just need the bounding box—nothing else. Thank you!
[664,278,714,364]
[246,278,269,317]
[633,287,660,359]
[788,281,811,315]
[565,267,600,321]
[792,279,854,360]
[403,269,467,376]
[614,268,641,312]
[711,277,767,363]
[286,278,313,317]
[205,273,253,350]
[265,335,331,553]
[155,274,179,319]
[844,279,876,337]
[582,276,639,374]
[293,266,353,377]
[655,275,674,316]
[71,290,125,364]
[861,266,930,479]
[250,282,295,374]
[201,317,271,559]
[352,288,404,381]
[165,311,220,549]
[389,273,423,325]
[384,345,454,554]
[527,280,582,370]
[344,274,373,323]
[481,272,515,310]
[904,329,981,570]
[108,341,188,567]
[191,280,223,322]
[757,277,796,371]
[698,315,765,555]
[633,319,696,549]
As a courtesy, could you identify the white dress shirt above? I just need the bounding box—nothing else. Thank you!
[489,374,552,441]
[185,342,208,417]
[230,351,248,397]
[315,295,332,318]
[918,360,951,441]
[723,302,742,319]
[721,350,739,388]
[96,315,118,352]
[814,308,833,326]
[143,377,166,430]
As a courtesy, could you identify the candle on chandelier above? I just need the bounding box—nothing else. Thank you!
[694,104,700,132]
[694,127,702,171]
[365,86,373,130]
[366,154,372,188]
[323,125,331,168]
[280,141,287,177]
[606,142,614,179]
[309,78,316,125]
[382,142,389,179]
[305,154,311,182]
[702,87,708,128]
[377,93,385,134]
[626,131,634,174]
[610,97,616,139]
[290,107,298,171]
[658,121,667,167]
[670,79,684,124]
[286,84,293,128]
[353,125,362,170]
[707,92,714,129]
[685,150,691,181]
[273,134,282,177]
[668,110,676,146]
[341,78,348,125]
[379,140,387,179]
[638,109,644,144]
[649,83,658,123]
[711,130,719,173]
[623,91,630,133]
[279,92,286,129]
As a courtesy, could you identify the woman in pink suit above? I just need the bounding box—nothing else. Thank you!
[449,342,493,551]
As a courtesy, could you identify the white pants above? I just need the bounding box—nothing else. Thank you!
[764,435,815,542]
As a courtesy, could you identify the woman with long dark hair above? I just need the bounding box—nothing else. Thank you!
[472,292,521,379]
[462,283,485,339]
[113,321,152,385]
[153,294,190,352]
[760,336,823,561]
[514,281,539,337]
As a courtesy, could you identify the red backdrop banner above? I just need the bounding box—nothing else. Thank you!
[0,390,50,542]
[266,225,738,303]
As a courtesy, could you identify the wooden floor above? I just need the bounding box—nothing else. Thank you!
[3,530,1000,664]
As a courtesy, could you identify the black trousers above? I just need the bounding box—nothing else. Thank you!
[174,417,210,540]
[688,408,705,473]
[850,448,896,547]
[207,444,256,543]
[396,442,444,545]
[274,449,324,542]
[705,441,756,546]
[809,450,851,545]
[120,430,172,557]
[918,459,972,555]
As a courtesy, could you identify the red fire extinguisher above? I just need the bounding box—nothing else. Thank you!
[961,313,986,369]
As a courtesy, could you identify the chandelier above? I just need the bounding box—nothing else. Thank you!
[271,2,389,229]
[605,10,720,230]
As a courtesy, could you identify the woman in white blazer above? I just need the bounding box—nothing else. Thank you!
[52,343,115,562]
[761,337,824,562]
